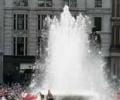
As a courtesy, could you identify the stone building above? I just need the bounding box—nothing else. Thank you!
[0,0,111,83]
[110,0,120,86]
[0,0,4,83]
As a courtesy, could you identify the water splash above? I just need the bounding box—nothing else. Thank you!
[31,6,114,100]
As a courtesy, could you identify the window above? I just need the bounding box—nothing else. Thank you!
[64,0,77,8]
[117,0,120,17]
[38,0,45,7]
[38,0,53,7]
[95,0,102,8]
[112,0,120,17]
[46,0,53,7]
[38,36,42,56]
[112,0,115,17]
[17,14,24,30]
[38,36,47,58]
[112,26,120,48]
[38,15,53,30]
[14,0,28,6]
[94,17,102,31]
[38,15,46,30]
[116,26,120,47]
[112,58,118,78]
[13,37,27,56]
[112,26,115,47]
[64,0,69,5]
[14,14,28,30]
[14,15,16,30]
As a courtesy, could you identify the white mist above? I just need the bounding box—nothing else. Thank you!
[32,6,113,100]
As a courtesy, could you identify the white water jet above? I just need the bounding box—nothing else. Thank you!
[31,6,113,100]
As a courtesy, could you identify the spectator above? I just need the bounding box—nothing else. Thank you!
[46,90,54,100]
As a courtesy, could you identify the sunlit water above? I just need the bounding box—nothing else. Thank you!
[31,6,114,100]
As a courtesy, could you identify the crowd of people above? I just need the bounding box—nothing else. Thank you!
[0,82,25,100]
[0,83,54,100]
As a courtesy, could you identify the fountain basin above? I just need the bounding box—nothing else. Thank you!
[54,95,97,100]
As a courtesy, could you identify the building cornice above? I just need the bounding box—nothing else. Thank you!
[4,7,112,15]
[110,52,120,57]
[110,47,120,56]
[86,8,111,14]
[111,17,120,21]
[4,7,85,12]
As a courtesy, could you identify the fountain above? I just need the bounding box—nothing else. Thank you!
[31,6,114,100]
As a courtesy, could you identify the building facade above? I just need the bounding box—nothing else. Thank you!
[0,0,111,83]
[110,0,120,86]
[0,0,4,83]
